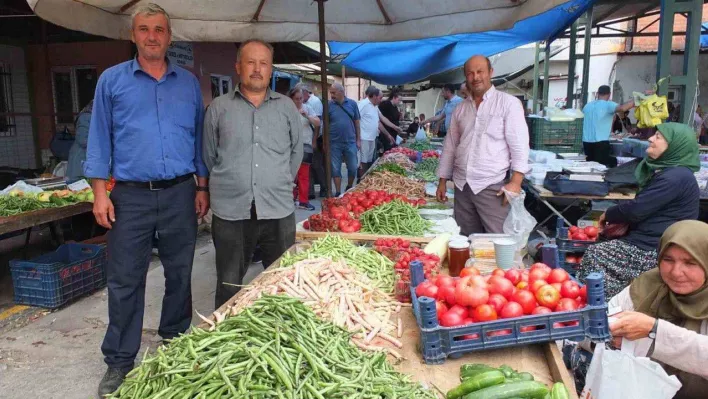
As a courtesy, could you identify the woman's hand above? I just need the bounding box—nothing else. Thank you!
[598,212,607,229]
[610,311,656,341]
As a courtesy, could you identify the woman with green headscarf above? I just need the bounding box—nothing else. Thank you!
[565,220,708,397]
[578,123,700,298]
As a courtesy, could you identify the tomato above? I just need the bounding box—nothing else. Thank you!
[532,306,553,315]
[556,298,579,312]
[575,232,589,241]
[520,273,529,283]
[455,285,489,308]
[329,206,348,219]
[459,267,480,278]
[531,262,551,271]
[469,275,488,289]
[560,281,581,299]
[437,285,456,305]
[579,285,587,301]
[569,226,580,235]
[360,199,373,208]
[535,285,561,309]
[414,282,438,299]
[550,282,563,293]
[353,206,366,214]
[552,322,566,329]
[473,304,498,322]
[504,269,522,285]
[447,304,469,319]
[462,319,475,326]
[416,199,427,206]
[500,301,524,319]
[511,290,537,314]
[488,329,512,337]
[491,269,505,278]
[584,226,598,238]
[487,294,508,313]
[461,333,479,339]
[565,255,578,264]
[303,221,310,230]
[529,279,548,293]
[439,311,464,327]
[434,275,455,288]
[520,326,537,333]
[488,276,514,299]
[516,281,529,290]
[349,220,361,231]
[547,268,570,284]
[529,267,551,282]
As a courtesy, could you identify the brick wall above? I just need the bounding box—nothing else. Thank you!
[0,45,36,169]
[632,4,708,51]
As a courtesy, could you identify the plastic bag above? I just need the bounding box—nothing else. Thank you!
[0,181,44,195]
[395,135,403,145]
[633,92,669,128]
[502,189,536,252]
[580,342,681,399]
[415,127,427,141]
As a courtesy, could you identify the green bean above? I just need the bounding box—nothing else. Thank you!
[360,199,433,236]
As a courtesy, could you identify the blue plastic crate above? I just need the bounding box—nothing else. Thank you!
[10,244,107,309]
[409,261,609,365]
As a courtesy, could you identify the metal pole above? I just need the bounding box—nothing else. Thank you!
[566,21,578,109]
[532,42,540,114]
[580,9,594,108]
[316,0,332,198]
[543,43,551,110]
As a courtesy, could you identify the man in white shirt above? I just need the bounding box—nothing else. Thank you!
[297,83,327,198]
[357,86,382,174]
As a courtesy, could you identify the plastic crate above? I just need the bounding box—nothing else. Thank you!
[10,244,107,309]
[527,117,583,154]
[409,261,609,365]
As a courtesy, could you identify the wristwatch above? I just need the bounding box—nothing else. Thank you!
[196,186,209,193]
[648,318,659,339]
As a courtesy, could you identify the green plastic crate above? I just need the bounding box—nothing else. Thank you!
[527,117,583,153]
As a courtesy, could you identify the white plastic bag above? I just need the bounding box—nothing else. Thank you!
[580,342,682,399]
[395,135,403,145]
[0,181,44,195]
[502,189,536,252]
[415,127,427,141]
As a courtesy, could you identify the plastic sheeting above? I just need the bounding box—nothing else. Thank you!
[328,0,594,85]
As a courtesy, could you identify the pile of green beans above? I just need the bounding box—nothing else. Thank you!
[406,140,434,151]
[373,163,408,176]
[0,196,57,217]
[410,158,439,182]
[109,296,437,399]
[360,200,433,237]
[280,235,396,293]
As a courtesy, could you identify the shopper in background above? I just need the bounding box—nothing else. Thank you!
[203,39,302,310]
[327,83,360,197]
[378,89,404,152]
[288,86,320,211]
[406,116,420,138]
[436,55,529,235]
[357,86,382,176]
[297,83,327,199]
[84,4,209,396]
[422,83,463,138]
[577,123,701,298]
[66,100,93,180]
[582,85,635,167]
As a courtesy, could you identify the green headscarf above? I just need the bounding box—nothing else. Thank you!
[634,122,700,190]
[629,220,708,330]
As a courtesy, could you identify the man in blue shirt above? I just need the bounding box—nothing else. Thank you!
[83,4,209,396]
[582,85,635,167]
[422,83,463,138]
[327,83,360,196]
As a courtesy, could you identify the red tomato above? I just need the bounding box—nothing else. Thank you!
[488,329,512,337]
[579,285,587,301]
[469,275,488,289]
[462,319,475,326]
[547,269,570,284]
[491,269,506,278]
[439,311,464,327]
[529,279,548,293]
[350,220,361,231]
[565,255,578,264]
[565,321,580,327]
[531,262,551,271]
[550,282,563,293]
[500,301,524,319]
[461,333,479,339]
[535,285,561,309]
[414,282,438,299]
[560,281,581,299]
[360,199,373,208]
[437,285,456,306]
[584,226,598,239]
[459,267,480,278]
[504,269,522,285]
[473,304,498,322]
[488,276,514,299]
[435,301,448,319]
[353,206,366,214]
[575,232,589,241]
[455,285,489,308]
[516,281,529,290]
[531,306,553,315]
[520,326,537,333]
[521,273,529,283]
[434,275,455,288]
[303,221,310,230]
[569,226,580,235]
[552,322,566,329]
[556,298,579,312]
[511,290,537,314]
[487,294,508,314]
[529,267,551,282]
[447,304,469,319]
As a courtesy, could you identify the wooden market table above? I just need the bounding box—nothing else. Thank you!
[0,202,94,242]
[212,241,579,398]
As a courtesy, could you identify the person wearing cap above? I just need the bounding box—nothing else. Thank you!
[582,85,635,167]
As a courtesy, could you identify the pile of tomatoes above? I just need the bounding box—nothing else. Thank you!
[373,238,442,303]
[414,263,587,330]
[341,190,426,217]
[421,150,439,159]
[567,225,599,242]
[385,147,418,158]
[565,254,584,264]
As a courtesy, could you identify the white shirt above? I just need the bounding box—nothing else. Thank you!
[305,95,324,135]
[357,98,380,141]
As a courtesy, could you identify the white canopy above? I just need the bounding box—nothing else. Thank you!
[27,0,573,43]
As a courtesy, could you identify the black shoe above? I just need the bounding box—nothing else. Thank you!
[319,190,328,198]
[98,367,130,397]
[308,194,316,200]
[334,192,341,198]
[251,248,262,264]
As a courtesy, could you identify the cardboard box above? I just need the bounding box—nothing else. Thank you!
[578,210,604,228]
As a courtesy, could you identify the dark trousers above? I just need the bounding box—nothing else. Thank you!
[583,141,617,168]
[212,212,295,308]
[309,144,327,196]
[102,179,197,370]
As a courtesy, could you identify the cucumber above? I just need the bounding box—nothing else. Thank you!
[514,372,535,381]
[461,364,495,374]
[447,370,506,399]
[461,365,497,381]
[461,381,550,399]
[498,365,516,378]
[550,383,570,399]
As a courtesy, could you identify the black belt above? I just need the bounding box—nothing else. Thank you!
[115,174,193,191]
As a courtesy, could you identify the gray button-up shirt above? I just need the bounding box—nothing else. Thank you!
[203,87,303,221]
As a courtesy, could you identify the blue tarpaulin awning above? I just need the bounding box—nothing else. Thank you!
[328,0,595,85]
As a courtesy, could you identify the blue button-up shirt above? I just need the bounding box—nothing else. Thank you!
[83,58,208,181]
[442,95,463,132]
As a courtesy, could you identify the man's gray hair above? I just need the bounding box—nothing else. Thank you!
[295,82,313,93]
[287,87,302,99]
[237,39,275,63]
[331,83,345,94]
[131,3,171,32]
[365,86,380,98]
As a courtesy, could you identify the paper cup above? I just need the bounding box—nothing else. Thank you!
[493,238,517,270]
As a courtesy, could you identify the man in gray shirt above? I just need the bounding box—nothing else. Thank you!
[203,39,303,307]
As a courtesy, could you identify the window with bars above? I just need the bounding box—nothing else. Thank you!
[0,64,15,137]
[51,66,97,129]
